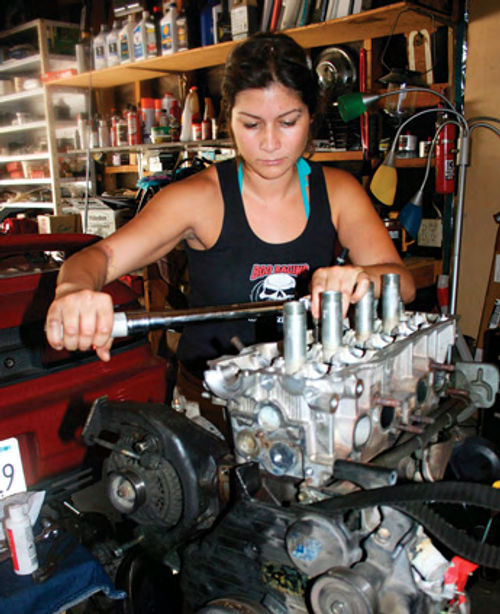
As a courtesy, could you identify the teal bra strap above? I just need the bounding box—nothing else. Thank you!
[238,161,243,193]
[297,157,311,220]
[237,157,311,219]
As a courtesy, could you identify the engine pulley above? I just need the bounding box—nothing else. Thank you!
[310,567,377,614]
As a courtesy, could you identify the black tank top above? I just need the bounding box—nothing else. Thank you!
[177,158,338,376]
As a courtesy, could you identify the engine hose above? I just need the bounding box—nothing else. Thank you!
[308,481,500,569]
[372,396,469,468]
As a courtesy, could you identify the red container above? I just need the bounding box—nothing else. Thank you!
[0,234,169,488]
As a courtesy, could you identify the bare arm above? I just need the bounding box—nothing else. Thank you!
[45,167,221,360]
[310,167,416,317]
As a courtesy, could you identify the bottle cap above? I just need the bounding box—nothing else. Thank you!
[7,503,27,521]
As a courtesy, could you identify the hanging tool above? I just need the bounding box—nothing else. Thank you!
[408,29,433,85]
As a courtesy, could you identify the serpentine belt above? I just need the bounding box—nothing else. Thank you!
[307,481,500,569]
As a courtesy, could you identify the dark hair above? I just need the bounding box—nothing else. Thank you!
[221,32,319,124]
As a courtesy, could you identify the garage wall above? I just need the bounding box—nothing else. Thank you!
[457,0,500,340]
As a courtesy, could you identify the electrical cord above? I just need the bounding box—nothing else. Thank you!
[379,7,438,76]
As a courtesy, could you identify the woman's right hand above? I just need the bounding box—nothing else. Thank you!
[45,284,115,362]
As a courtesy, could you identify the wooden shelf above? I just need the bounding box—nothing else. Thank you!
[404,256,442,289]
[102,149,366,174]
[105,165,140,174]
[312,151,364,162]
[46,2,450,89]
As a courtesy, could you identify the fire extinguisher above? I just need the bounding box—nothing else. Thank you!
[435,115,456,194]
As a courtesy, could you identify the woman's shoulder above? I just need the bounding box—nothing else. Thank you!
[171,162,220,193]
[317,163,356,183]
[155,163,220,209]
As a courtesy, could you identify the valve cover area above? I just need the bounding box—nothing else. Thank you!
[205,310,457,488]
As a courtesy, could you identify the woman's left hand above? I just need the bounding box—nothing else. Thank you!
[310,265,372,319]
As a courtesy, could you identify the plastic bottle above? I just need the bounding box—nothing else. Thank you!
[4,503,38,575]
[77,112,89,149]
[202,96,214,140]
[93,23,109,70]
[180,90,194,142]
[133,11,146,61]
[176,8,189,51]
[98,117,111,147]
[119,15,135,64]
[106,20,121,67]
[190,86,201,124]
[160,2,178,55]
[145,11,158,58]
[133,11,157,61]
[75,33,91,73]
[180,86,200,142]
[216,0,232,44]
[161,92,175,116]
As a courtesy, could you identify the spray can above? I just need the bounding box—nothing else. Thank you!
[116,116,129,147]
[169,99,181,141]
[154,98,163,125]
[4,503,38,575]
[127,106,140,145]
[110,109,120,147]
[106,20,121,67]
[141,97,156,143]
[160,2,178,55]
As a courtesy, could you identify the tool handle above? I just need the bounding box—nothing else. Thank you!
[110,300,298,338]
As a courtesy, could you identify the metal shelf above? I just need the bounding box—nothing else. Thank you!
[0,120,47,135]
[0,177,52,186]
[0,201,54,209]
[0,87,44,105]
[0,152,50,163]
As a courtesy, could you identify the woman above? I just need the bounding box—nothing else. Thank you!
[45,32,415,379]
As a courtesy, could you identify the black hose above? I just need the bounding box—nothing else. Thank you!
[371,396,469,468]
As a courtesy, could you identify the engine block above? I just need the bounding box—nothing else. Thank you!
[204,277,457,488]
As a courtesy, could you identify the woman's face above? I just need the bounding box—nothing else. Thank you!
[230,82,311,179]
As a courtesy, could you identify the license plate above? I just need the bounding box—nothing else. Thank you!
[0,438,27,499]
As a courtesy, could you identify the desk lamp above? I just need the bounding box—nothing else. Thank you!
[338,88,454,205]
[337,87,500,315]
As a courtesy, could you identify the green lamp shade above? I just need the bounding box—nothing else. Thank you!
[337,92,368,122]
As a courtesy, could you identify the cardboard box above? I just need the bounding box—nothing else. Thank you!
[63,198,133,238]
[37,213,82,234]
